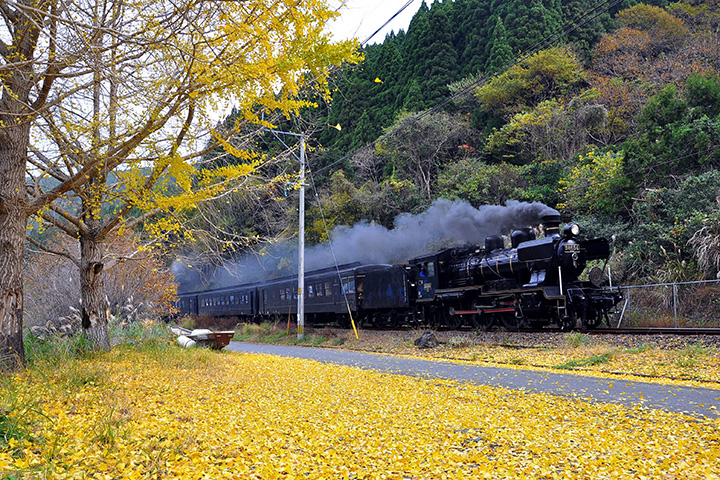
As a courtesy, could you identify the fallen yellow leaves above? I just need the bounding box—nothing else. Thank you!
[2,345,720,479]
[312,329,720,388]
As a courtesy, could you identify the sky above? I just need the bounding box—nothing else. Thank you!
[327,0,426,45]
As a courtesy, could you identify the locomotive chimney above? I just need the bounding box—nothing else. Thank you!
[542,214,562,237]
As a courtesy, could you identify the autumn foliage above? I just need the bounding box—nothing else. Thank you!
[2,340,719,479]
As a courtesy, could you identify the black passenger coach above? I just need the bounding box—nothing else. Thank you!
[177,263,411,328]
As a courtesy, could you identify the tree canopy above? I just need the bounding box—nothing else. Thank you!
[1,0,359,368]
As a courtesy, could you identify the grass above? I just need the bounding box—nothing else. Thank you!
[553,353,613,370]
[4,326,720,479]
[0,379,44,449]
[3,319,214,471]
[233,321,335,347]
[675,344,709,368]
[564,331,592,348]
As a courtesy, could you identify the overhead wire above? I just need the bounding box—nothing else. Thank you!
[250,0,714,333]
[292,0,628,333]
[306,164,361,337]
[313,0,625,176]
[360,0,417,46]
[314,0,720,201]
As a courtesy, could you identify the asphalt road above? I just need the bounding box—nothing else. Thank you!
[226,342,720,419]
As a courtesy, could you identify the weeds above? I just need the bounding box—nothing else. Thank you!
[0,380,44,448]
[675,344,708,368]
[92,404,131,447]
[564,331,592,348]
[553,353,613,370]
[262,330,288,343]
[447,336,475,348]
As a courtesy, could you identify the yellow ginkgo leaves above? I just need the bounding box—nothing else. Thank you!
[1,345,719,479]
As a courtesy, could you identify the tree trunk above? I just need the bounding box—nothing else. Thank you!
[0,66,35,371]
[0,0,47,370]
[0,138,28,370]
[80,234,111,351]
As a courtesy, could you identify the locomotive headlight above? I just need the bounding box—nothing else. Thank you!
[564,222,580,237]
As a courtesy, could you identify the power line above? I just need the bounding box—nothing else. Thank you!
[313,0,624,176]
[360,0,417,46]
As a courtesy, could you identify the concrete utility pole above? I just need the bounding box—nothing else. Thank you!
[265,125,308,340]
[297,135,306,340]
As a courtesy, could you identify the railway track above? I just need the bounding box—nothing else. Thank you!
[586,327,720,335]
[321,323,720,335]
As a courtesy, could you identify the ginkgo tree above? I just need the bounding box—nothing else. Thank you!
[0,0,359,368]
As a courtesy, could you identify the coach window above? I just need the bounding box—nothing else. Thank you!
[316,283,323,297]
[342,277,355,294]
[308,285,314,298]
[325,282,333,296]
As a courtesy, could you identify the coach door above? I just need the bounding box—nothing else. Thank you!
[355,273,365,307]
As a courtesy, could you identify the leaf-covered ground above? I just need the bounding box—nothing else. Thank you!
[3,341,719,479]
[246,326,720,389]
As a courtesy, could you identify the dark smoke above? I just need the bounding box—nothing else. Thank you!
[174,199,558,292]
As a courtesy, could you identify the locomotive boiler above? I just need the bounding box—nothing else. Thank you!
[410,215,621,330]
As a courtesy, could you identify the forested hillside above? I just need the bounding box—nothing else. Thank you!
[177,0,720,291]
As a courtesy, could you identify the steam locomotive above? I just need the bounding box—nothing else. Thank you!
[175,215,622,330]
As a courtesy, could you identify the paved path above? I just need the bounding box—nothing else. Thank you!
[226,342,720,418]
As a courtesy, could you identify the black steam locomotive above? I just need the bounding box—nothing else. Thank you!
[175,215,621,331]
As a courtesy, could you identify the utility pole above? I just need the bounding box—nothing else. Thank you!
[297,135,306,340]
[265,126,307,339]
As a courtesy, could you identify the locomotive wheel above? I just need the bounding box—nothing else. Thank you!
[559,316,575,331]
[471,313,494,331]
[425,306,438,328]
[500,313,518,331]
[582,311,604,330]
[441,309,462,329]
[448,314,462,329]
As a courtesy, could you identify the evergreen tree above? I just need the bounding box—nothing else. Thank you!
[350,110,379,151]
[486,17,514,73]
[418,2,459,105]
[452,0,492,76]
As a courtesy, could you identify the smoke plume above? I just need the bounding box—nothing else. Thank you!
[174,199,558,292]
